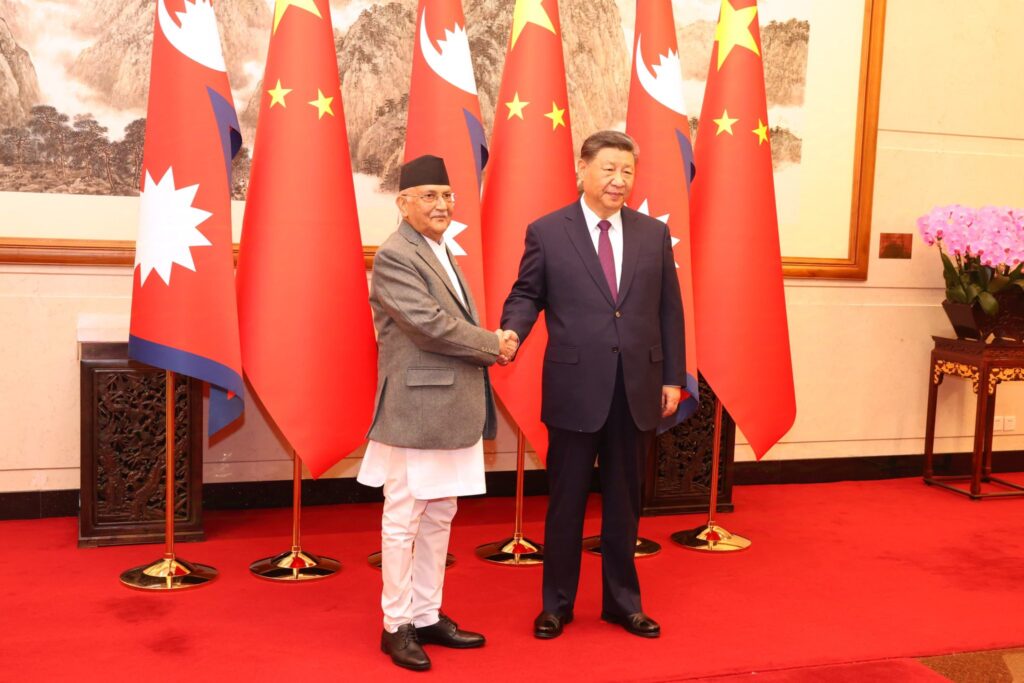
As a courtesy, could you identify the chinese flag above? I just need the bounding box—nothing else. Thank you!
[625,0,699,426]
[482,0,577,460]
[690,0,796,458]
[130,0,244,436]
[237,0,377,478]
[405,0,488,320]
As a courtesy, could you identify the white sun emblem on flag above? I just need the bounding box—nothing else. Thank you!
[444,220,468,256]
[637,199,680,268]
[135,167,213,286]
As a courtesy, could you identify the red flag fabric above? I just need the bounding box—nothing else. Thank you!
[482,0,577,460]
[129,0,244,436]
[690,0,796,458]
[625,0,699,426]
[236,0,377,478]
[405,0,488,319]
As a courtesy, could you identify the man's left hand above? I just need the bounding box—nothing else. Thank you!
[661,386,681,417]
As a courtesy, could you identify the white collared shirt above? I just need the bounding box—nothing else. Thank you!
[580,196,622,287]
[422,233,466,306]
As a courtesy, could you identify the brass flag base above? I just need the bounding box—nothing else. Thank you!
[120,555,218,591]
[671,524,751,553]
[367,551,455,569]
[582,535,661,557]
[475,535,544,566]
[250,548,340,581]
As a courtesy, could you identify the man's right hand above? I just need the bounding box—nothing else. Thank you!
[495,329,519,365]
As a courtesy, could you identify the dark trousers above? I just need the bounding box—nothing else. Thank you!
[542,361,653,617]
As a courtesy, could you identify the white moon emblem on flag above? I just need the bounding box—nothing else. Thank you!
[635,35,686,116]
[157,0,227,72]
[419,8,477,95]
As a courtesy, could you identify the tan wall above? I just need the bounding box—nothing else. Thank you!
[2,0,1024,492]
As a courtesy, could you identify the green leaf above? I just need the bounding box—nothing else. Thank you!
[1010,262,1024,279]
[947,284,969,303]
[965,283,982,302]
[990,274,1011,293]
[1012,280,1024,292]
[978,265,992,289]
[940,251,960,287]
[978,291,999,316]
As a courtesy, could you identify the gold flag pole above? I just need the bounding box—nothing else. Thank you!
[121,371,218,590]
[475,427,544,565]
[250,450,341,580]
[671,396,750,552]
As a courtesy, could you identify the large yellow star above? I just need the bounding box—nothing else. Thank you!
[505,92,529,120]
[714,0,760,70]
[511,0,556,49]
[267,80,292,108]
[713,109,738,135]
[273,0,322,34]
[752,119,769,144]
[544,102,566,130]
[308,89,334,119]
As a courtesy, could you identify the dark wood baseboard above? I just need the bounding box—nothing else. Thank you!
[6,451,1024,521]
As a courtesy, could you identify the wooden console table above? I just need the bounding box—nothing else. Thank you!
[923,336,1024,499]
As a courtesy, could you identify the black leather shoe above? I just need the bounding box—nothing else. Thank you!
[533,610,573,639]
[415,613,485,649]
[381,625,431,671]
[600,611,661,638]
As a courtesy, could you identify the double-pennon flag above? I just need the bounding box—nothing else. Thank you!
[482,0,578,461]
[405,0,488,320]
[237,0,377,478]
[625,0,699,427]
[690,0,796,458]
[130,0,244,436]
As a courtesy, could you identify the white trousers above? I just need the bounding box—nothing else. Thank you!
[380,448,458,633]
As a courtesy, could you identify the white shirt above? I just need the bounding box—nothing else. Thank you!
[580,196,622,288]
[357,438,486,500]
[423,233,466,306]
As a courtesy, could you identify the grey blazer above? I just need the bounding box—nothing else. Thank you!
[366,221,500,449]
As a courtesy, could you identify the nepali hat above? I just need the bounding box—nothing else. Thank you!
[399,155,450,190]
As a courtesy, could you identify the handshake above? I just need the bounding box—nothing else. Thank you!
[494,329,520,366]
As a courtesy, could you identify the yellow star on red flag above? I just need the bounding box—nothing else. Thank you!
[267,80,292,108]
[308,89,334,119]
[713,109,738,135]
[511,0,556,49]
[752,119,769,144]
[506,92,530,120]
[273,0,322,34]
[544,102,566,130]
[714,0,760,70]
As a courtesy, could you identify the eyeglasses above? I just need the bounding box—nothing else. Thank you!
[401,191,456,205]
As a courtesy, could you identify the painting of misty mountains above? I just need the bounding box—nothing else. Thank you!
[0,0,809,208]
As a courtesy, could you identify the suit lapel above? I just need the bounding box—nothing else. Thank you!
[616,208,641,305]
[564,202,616,307]
[401,222,474,319]
[447,246,479,324]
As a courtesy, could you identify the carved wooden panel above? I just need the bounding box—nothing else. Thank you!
[79,343,204,547]
[643,374,735,516]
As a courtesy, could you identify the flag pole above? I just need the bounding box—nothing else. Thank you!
[475,427,544,565]
[120,371,218,590]
[671,396,750,552]
[250,450,340,580]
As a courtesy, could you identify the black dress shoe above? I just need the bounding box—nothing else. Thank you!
[381,625,431,671]
[600,611,661,638]
[415,613,485,649]
[533,610,573,639]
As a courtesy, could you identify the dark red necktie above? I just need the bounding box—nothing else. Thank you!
[597,219,618,301]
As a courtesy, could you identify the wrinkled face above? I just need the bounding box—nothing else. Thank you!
[397,184,454,242]
[577,147,636,218]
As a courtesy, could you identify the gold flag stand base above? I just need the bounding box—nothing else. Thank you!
[475,534,543,566]
[249,453,340,582]
[120,555,218,591]
[368,551,455,569]
[120,372,217,592]
[250,548,341,581]
[671,524,751,553]
[670,398,752,554]
[582,535,661,557]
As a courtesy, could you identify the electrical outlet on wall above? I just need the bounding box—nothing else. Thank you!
[994,416,1005,431]
[1006,416,1017,431]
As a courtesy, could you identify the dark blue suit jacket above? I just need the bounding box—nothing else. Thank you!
[501,200,686,433]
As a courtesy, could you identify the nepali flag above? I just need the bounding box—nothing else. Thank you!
[129,0,244,436]
[405,0,488,319]
[625,0,699,428]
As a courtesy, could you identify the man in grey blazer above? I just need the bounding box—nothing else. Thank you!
[357,155,517,672]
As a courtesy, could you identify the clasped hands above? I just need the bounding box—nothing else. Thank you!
[494,329,520,365]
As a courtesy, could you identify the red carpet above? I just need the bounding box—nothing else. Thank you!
[3,477,1024,681]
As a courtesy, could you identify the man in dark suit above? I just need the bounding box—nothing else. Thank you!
[501,131,685,639]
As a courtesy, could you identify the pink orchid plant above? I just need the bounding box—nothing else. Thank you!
[917,205,1024,315]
